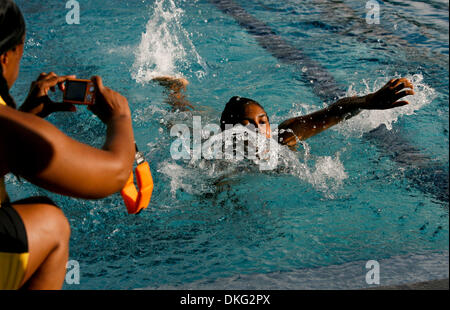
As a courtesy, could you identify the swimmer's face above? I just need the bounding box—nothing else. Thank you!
[0,36,25,89]
[239,103,271,138]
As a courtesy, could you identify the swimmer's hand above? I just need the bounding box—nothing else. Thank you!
[20,72,77,118]
[363,78,415,110]
[88,76,131,124]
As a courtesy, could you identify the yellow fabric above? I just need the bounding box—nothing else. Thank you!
[0,95,6,106]
[0,252,29,290]
[0,177,7,206]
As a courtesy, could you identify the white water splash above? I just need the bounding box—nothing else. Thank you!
[336,73,435,137]
[158,125,348,198]
[287,74,435,138]
[276,142,348,196]
[132,0,207,83]
[158,161,196,196]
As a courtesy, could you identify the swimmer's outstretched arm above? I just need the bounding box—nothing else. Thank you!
[0,76,135,199]
[278,78,415,146]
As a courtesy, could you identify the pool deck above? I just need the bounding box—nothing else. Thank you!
[369,278,449,290]
[147,251,449,290]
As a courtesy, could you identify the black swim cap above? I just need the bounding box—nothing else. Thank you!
[0,0,26,55]
[220,96,265,131]
[0,0,25,108]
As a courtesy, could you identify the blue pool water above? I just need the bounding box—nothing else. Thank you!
[7,0,449,289]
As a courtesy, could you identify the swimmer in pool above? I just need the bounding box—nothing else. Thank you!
[153,76,415,146]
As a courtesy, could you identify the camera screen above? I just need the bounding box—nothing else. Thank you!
[65,81,87,102]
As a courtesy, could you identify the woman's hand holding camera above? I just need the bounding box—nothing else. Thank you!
[20,73,131,124]
[88,76,131,124]
[88,76,135,173]
[20,72,77,117]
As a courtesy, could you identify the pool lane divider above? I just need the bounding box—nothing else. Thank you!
[210,0,346,102]
[310,0,446,70]
[208,0,448,202]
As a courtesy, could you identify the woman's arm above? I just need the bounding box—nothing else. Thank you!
[0,76,135,199]
[278,78,414,146]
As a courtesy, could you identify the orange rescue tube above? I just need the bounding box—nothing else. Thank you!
[121,161,154,214]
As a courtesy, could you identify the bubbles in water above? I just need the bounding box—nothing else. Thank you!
[26,38,41,48]
[132,0,207,83]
